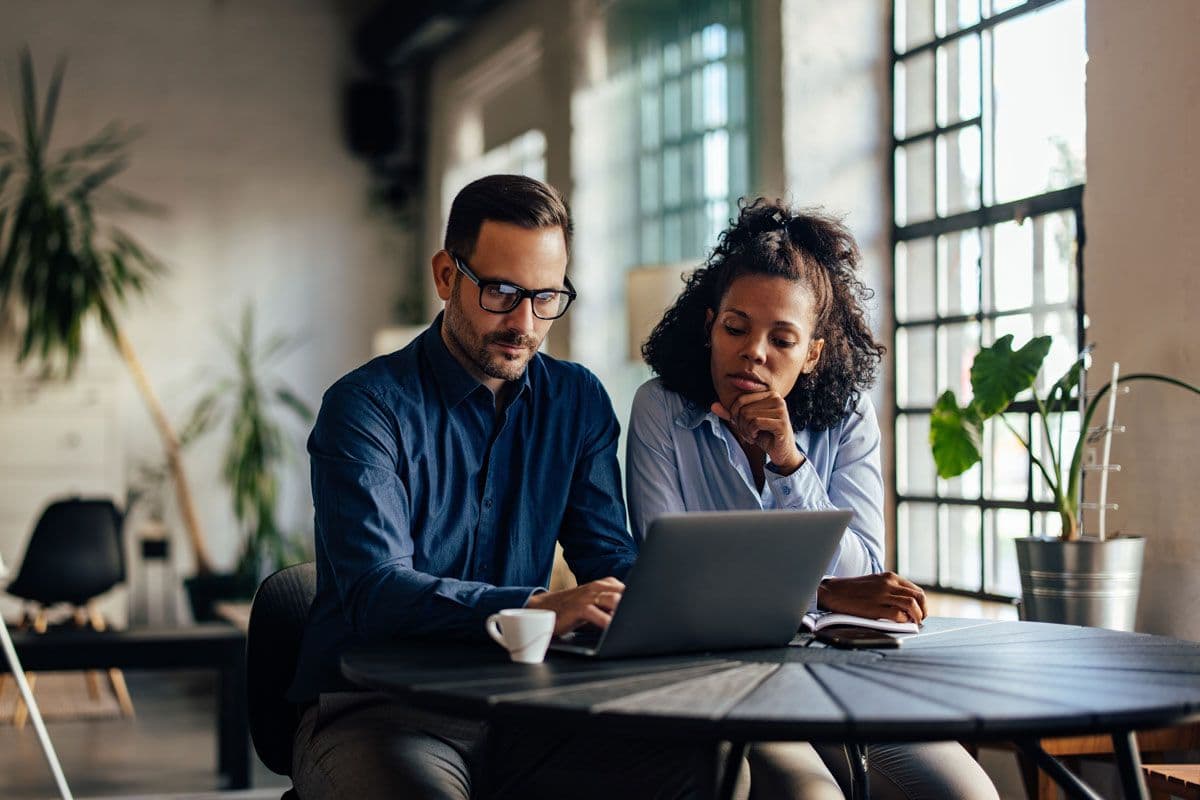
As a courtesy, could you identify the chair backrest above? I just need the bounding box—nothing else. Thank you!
[247,562,316,777]
[6,497,125,607]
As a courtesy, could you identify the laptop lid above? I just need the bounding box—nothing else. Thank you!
[554,509,851,659]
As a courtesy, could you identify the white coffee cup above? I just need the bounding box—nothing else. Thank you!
[485,608,556,664]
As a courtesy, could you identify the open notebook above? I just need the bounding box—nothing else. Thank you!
[802,611,920,635]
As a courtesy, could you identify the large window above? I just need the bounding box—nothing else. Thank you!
[625,2,750,265]
[891,0,1087,598]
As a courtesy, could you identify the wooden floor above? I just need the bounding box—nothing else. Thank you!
[0,670,288,800]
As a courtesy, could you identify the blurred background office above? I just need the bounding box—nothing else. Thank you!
[0,1,1197,798]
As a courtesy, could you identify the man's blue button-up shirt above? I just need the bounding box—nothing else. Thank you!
[288,315,637,703]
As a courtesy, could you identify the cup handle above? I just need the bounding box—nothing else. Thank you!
[485,614,506,648]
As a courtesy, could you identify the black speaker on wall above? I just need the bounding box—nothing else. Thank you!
[343,79,401,158]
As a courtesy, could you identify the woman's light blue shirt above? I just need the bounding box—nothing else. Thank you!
[625,378,884,578]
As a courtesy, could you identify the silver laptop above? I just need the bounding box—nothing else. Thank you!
[551,509,851,658]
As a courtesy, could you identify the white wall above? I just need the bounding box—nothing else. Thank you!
[780,0,895,565]
[1085,0,1200,639]
[0,1,407,592]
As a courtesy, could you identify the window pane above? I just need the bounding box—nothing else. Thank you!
[987,0,1027,17]
[1041,211,1078,306]
[682,138,702,204]
[896,0,936,52]
[640,218,662,264]
[730,129,749,197]
[728,61,747,124]
[991,220,1033,312]
[705,200,728,252]
[897,413,937,496]
[663,145,682,207]
[1035,308,1079,395]
[993,0,1086,202]
[937,34,981,126]
[1032,409,1079,503]
[897,325,937,407]
[689,69,704,133]
[703,130,728,199]
[984,412,1029,501]
[641,91,660,149]
[702,62,727,128]
[663,79,682,139]
[895,238,936,322]
[701,23,727,59]
[1034,509,1065,539]
[987,508,1028,595]
[663,212,682,262]
[898,502,938,583]
[937,125,982,216]
[937,320,980,401]
[942,505,982,589]
[938,229,981,317]
[663,41,682,75]
[895,50,935,138]
[640,155,660,213]
[895,139,935,225]
[938,0,981,35]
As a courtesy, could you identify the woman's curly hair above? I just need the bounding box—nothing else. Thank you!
[641,198,885,431]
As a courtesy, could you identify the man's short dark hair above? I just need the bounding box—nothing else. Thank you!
[444,174,573,259]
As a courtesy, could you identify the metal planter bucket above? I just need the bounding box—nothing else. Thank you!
[1015,536,1145,630]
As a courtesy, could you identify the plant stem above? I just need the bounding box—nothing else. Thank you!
[1000,414,1060,499]
[1032,391,1061,497]
[114,327,214,574]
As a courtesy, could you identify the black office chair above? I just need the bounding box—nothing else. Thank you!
[3,496,133,726]
[247,561,315,799]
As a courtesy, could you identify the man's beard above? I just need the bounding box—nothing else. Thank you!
[444,285,539,382]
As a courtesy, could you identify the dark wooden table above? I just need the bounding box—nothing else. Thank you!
[4,623,250,790]
[342,618,1200,800]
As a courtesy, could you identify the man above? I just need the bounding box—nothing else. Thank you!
[288,174,704,799]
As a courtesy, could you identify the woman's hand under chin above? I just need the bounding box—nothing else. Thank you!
[817,572,928,624]
[711,390,805,474]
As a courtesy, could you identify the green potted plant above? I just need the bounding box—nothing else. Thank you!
[930,334,1200,628]
[0,50,216,574]
[181,304,313,620]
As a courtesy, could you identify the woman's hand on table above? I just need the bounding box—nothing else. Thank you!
[817,572,928,624]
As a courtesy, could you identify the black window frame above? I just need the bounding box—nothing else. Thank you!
[889,0,1087,601]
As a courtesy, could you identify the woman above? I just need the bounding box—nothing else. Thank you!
[626,199,998,800]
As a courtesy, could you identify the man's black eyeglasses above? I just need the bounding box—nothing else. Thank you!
[451,253,577,320]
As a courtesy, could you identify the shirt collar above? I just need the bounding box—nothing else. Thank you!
[422,312,532,408]
[675,400,723,434]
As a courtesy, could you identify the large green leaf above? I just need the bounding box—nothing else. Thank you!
[969,334,1052,418]
[930,390,983,478]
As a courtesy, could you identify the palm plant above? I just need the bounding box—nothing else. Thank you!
[930,334,1200,541]
[185,304,312,582]
[0,50,216,572]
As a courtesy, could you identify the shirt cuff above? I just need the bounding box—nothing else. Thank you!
[481,585,544,614]
[764,456,836,509]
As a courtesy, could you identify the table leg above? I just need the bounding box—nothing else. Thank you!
[1112,731,1150,800]
[849,742,871,800]
[715,741,748,800]
[217,642,250,790]
[1016,739,1106,800]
